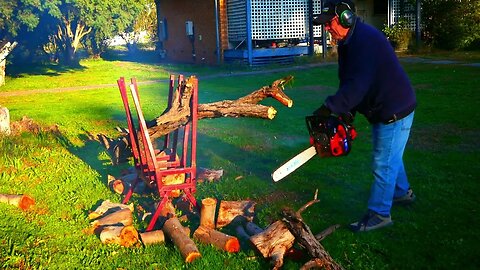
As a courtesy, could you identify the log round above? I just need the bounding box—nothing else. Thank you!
[200,197,217,229]
[193,225,240,253]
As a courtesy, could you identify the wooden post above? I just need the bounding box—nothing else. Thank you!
[200,197,217,229]
[193,226,240,253]
[163,216,201,263]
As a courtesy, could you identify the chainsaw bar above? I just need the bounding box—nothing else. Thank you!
[272,146,317,182]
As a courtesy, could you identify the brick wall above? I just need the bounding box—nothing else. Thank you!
[160,0,220,65]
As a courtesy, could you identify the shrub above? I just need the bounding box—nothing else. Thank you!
[382,19,413,51]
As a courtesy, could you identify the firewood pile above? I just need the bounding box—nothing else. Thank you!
[87,189,343,269]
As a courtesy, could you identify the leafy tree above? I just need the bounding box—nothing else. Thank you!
[421,0,480,50]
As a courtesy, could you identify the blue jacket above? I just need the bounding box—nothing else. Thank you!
[325,19,416,123]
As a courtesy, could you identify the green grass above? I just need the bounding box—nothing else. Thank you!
[0,52,479,269]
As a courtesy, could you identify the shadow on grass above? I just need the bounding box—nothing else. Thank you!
[7,61,87,78]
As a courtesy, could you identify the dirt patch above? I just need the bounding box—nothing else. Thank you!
[10,116,60,135]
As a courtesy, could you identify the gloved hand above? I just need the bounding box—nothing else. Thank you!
[312,104,331,117]
[339,112,355,125]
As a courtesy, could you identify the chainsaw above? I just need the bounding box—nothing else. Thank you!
[272,115,357,182]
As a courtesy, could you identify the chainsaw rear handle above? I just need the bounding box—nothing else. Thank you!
[305,115,357,157]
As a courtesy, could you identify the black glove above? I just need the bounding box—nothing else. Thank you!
[339,112,355,125]
[312,104,331,117]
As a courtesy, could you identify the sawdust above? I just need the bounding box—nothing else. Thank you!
[10,116,60,135]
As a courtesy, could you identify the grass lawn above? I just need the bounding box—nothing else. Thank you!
[0,51,479,269]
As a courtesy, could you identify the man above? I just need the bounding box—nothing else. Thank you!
[312,0,417,232]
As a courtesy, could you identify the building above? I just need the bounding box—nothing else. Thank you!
[157,0,420,65]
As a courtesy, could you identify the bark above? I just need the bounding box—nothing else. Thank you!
[99,225,139,247]
[199,197,217,229]
[163,216,201,263]
[249,220,295,270]
[88,200,134,220]
[103,76,294,163]
[0,194,35,210]
[91,208,133,228]
[216,200,256,228]
[140,230,165,246]
[280,191,343,270]
[193,226,240,253]
[0,41,17,86]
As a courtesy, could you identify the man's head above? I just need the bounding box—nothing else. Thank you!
[313,0,356,28]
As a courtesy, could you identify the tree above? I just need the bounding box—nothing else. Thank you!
[421,0,480,50]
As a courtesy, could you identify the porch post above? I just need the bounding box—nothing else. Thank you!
[246,0,253,65]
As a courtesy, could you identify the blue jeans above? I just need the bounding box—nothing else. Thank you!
[368,111,414,216]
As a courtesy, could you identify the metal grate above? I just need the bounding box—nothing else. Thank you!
[391,0,416,30]
[228,0,323,41]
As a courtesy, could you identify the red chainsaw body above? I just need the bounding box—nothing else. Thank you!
[306,115,357,158]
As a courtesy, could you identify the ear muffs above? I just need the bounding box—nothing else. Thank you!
[336,2,355,28]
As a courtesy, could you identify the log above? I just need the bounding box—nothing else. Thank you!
[216,200,256,228]
[91,208,133,228]
[199,197,217,229]
[245,221,264,236]
[88,200,134,220]
[197,167,224,183]
[249,220,295,270]
[281,207,343,270]
[193,225,240,253]
[140,230,165,246]
[0,194,35,210]
[104,76,294,164]
[99,225,139,247]
[163,216,201,263]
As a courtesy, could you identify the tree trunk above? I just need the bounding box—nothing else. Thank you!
[0,41,17,86]
[193,226,240,253]
[216,200,256,228]
[163,216,201,263]
[0,106,11,135]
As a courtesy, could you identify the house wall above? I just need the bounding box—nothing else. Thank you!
[355,0,388,30]
[160,0,219,64]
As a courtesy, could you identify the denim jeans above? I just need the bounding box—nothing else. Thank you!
[368,111,415,216]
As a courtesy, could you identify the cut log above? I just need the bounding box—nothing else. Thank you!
[199,197,217,229]
[0,194,35,210]
[197,167,224,183]
[216,200,256,228]
[91,208,133,228]
[193,225,240,253]
[163,216,201,263]
[108,173,145,195]
[88,200,134,220]
[249,220,295,270]
[99,225,139,247]
[140,230,165,246]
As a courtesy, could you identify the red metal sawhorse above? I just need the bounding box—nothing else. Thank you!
[117,75,198,231]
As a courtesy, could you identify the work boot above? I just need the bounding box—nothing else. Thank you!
[349,210,393,232]
[393,188,416,205]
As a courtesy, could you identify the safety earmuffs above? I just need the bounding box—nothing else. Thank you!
[336,2,355,28]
